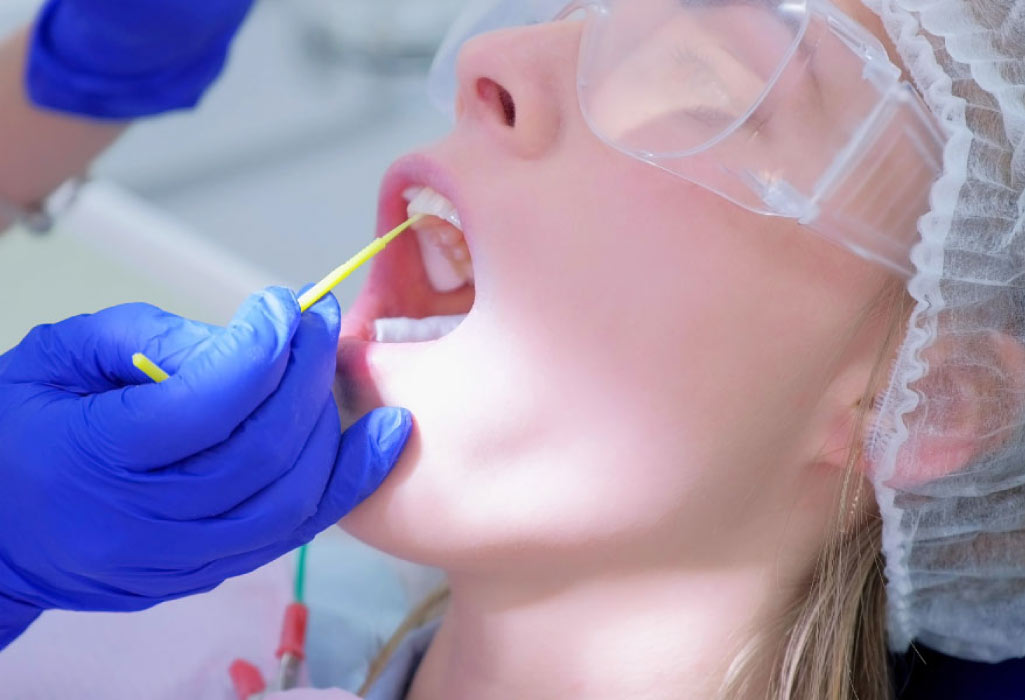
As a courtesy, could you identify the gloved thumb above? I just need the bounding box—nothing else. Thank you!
[345,407,414,505]
[149,408,415,592]
[292,407,413,542]
[82,287,303,469]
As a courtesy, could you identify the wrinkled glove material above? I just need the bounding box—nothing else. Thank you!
[26,0,254,118]
[0,288,411,649]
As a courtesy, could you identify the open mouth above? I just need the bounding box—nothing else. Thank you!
[339,182,477,345]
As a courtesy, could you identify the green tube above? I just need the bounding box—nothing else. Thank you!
[294,544,308,603]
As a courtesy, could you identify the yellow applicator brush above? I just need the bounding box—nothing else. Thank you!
[132,214,425,383]
[296,214,423,312]
[132,352,171,383]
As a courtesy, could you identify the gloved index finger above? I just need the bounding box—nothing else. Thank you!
[0,303,216,393]
[80,287,303,469]
[129,291,344,519]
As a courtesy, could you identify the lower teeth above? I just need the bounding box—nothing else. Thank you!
[373,315,467,343]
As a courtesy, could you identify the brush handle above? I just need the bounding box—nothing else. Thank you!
[297,215,423,313]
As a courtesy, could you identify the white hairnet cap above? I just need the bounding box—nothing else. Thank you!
[863,0,1025,662]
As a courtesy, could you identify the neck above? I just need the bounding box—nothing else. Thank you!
[407,562,801,700]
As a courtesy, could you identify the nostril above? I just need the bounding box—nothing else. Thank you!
[476,77,516,128]
[498,87,516,127]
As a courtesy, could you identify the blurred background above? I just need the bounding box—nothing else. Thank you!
[0,0,458,349]
[0,2,460,692]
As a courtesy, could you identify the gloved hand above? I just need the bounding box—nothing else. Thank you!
[26,0,255,118]
[0,288,411,649]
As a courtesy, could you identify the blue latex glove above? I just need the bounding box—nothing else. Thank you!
[0,288,412,650]
[26,0,255,118]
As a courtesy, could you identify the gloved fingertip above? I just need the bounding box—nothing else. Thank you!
[308,292,342,340]
[237,286,300,322]
[371,407,414,470]
[259,286,301,324]
[346,408,413,504]
[297,284,340,320]
[229,286,301,350]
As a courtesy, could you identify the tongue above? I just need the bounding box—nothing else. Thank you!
[373,315,467,343]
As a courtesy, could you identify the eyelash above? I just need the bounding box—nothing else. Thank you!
[667,47,771,137]
[686,104,772,140]
[746,106,772,136]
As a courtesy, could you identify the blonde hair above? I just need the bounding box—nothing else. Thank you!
[724,276,911,700]
[361,278,912,700]
[721,502,889,700]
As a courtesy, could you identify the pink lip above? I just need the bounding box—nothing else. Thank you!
[375,152,471,245]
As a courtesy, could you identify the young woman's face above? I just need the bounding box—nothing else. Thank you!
[337,2,902,575]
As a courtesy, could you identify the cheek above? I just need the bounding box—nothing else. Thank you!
[484,152,801,429]
[342,207,784,568]
[342,136,880,569]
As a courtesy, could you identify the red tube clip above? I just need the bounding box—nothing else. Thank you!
[229,659,266,700]
[275,602,309,661]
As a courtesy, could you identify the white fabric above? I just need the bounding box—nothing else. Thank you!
[0,556,292,699]
[0,529,439,697]
[265,692,360,699]
[863,0,1025,661]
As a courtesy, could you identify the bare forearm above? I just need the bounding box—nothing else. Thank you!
[0,28,124,208]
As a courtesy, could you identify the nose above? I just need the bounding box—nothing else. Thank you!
[453,21,582,158]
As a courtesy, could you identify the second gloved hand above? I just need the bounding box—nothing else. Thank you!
[0,288,411,644]
[27,0,256,118]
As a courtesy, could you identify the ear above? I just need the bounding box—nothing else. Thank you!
[812,329,1025,485]
[812,327,901,475]
[882,329,1025,487]
[813,357,890,474]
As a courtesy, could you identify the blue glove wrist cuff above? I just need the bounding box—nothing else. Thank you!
[25,1,233,119]
[0,591,41,651]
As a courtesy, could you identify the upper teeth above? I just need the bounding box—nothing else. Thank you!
[405,186,462,229]
[404,186,473,293]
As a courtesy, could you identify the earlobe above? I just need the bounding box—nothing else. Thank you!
[813,386,882,475]
[887,330,1025,487]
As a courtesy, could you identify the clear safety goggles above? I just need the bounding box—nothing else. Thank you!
[428,0,946,277]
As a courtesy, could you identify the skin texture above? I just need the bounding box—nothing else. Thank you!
[0,29,123,219]
[336,2,910,698]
